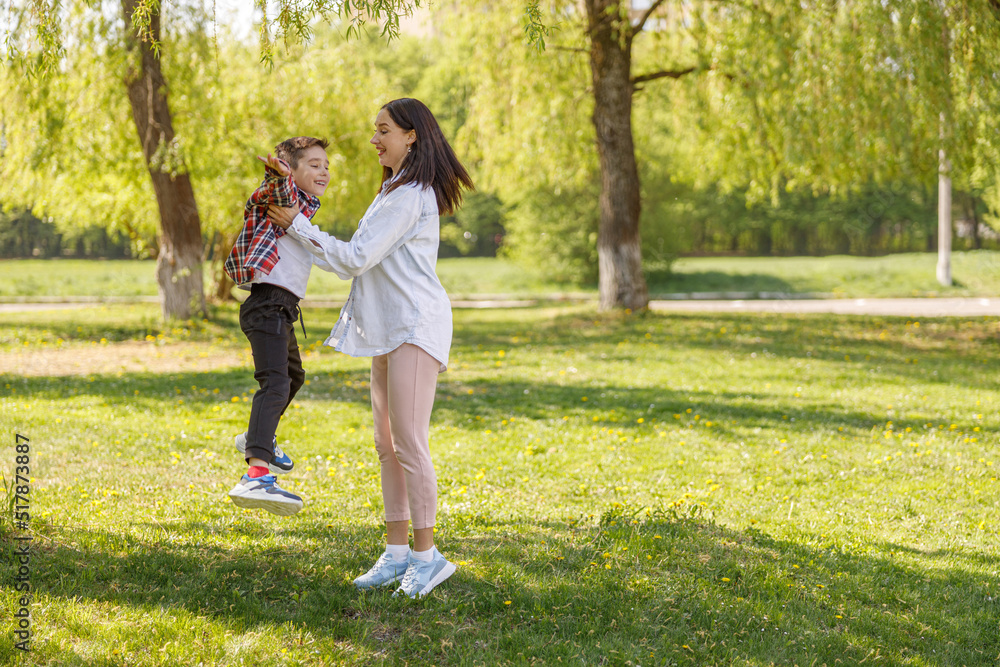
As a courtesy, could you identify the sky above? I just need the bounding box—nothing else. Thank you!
[205,0,257,41]
[0,1,257,47]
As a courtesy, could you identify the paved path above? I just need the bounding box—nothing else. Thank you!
[0,302,93,313]
[649,297,1000,317]
[2,297,1000,317]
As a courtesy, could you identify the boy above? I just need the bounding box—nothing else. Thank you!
[223,136,330,516]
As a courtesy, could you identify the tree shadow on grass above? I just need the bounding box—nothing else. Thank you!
[452,308,1000,396]
[0,366,375,409]
[5,509,998,665]
[2,363,987,446]
[7,307,997,410]
[433,378,982,442]
[655,311,1000,374]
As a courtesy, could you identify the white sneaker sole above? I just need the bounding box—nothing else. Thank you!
[354,572,405,590]
[228,486,303,516]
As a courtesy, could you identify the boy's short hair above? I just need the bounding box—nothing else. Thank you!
[274,136,330,169]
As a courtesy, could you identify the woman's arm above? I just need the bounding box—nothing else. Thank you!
[270,186,425,279]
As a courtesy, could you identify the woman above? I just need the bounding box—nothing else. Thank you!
[266,98,474,598]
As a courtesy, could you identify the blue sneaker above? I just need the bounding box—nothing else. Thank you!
[234,432,294,475]
[393,548,457,599]
[228,474,303,516]
[353,552,409,590]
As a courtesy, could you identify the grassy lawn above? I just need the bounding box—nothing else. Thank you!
[654,251,1000,298]
[1,302,999,665]
[0,258,575,301]
[3,251,1000,301]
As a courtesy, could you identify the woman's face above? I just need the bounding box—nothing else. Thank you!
[370,108,414,175]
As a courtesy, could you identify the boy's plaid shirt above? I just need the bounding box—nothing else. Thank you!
[224,160,321,285]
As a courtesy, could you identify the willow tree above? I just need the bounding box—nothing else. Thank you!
[3,0,425,320]
[445,1,1000,306]
[593,0,1000,303]
[661,1,1000,272]
[427,1,702,310]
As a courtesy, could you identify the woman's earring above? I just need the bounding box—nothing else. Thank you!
[407,145,412,153]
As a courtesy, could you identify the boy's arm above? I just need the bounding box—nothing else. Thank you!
[257,154,290,178]
[249,154,298,209]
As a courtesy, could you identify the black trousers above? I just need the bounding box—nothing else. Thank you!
[239,283,305,464]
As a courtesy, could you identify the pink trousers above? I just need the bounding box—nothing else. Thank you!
[370,343,440,530]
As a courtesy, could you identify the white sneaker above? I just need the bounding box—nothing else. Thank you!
[353,551,409,589]
[393,548,457,599]
[228,473,303,516]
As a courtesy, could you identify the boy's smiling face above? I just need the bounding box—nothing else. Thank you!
[290,145,330,197]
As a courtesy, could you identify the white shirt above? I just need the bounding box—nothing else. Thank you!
[285,181,452,371]
[246,232,319,299]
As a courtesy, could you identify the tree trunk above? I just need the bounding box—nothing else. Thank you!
[121,0,206,320]
[936,17,952,288]
[210,233,237,302]
[586,0,649,311]
[937,146,952,287]
[965,192,981,250]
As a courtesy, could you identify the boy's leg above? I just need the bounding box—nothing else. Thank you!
[230,289,302,516]
[240,297,294,464]
[281,317,305,415]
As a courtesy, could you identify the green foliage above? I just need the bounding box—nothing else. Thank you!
[641,180,950,258]
[8,0,1000,295]
[0,209,60,258]
[0,9,427,263]
[502,179,600,283]
[439,192,507,258]
[0,257,587,299]
[427,1,600,283]
[654,1,1000,203]
[0,208,131,259]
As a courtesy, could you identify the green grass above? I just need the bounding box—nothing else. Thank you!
[4,251,1000,301]
[653,250,1000,298]
[1,303,999,665]
[0,258,574,301]
[0,260,163,299]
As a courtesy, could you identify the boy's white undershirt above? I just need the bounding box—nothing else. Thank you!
[246,233,314,299]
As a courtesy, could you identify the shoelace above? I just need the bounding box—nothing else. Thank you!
[400,561,420,588]
[360,553,394,581]
[369,553,393,575]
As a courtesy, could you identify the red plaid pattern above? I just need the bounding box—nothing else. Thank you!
[224,160,321,285]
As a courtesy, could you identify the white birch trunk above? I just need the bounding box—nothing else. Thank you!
[937,146,952,287]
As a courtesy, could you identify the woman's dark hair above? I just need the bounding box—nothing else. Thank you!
[380,98,474,215]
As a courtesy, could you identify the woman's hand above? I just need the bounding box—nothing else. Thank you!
[268,203,300,230]
[257,153,290,176]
